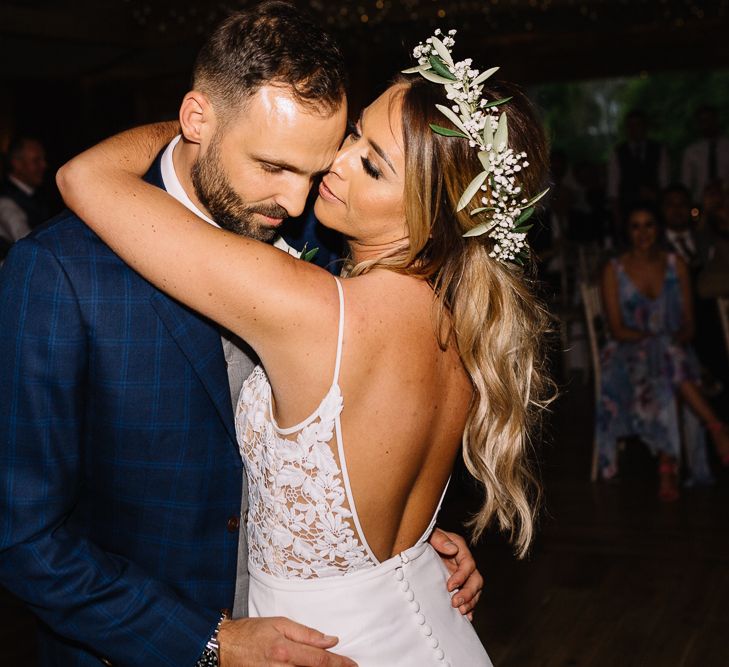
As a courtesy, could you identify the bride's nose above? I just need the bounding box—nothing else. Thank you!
[328,138,359,180]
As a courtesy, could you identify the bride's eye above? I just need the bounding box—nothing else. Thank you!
[361,156,381,180]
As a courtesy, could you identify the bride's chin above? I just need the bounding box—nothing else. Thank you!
[313,197,343,233]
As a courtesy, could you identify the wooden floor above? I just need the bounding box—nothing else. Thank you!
[2,375,728,666]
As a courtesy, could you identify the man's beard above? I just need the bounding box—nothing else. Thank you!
[190,135,287,241]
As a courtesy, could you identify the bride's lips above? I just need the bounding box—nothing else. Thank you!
[319,178,343,204]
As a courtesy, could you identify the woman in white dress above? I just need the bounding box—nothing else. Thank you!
[58,33,551,666]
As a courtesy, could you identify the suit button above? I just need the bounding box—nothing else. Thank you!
[227,515,240,532]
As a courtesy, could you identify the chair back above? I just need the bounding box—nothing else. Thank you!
[719,297,729,363]
[580,281,606,482]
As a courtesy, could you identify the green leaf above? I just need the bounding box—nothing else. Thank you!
[512,223,534,233]
[435,104,469,136]
[420,69,457,85]
[482,119,494,148]
[430,123,468,138]
[429,56,456,80]
[477,150,491,170]
[473,66,499,85]
[463,219,497,237]
[457,170,489,212]
[516,207,535,225]
[483,96,513,109]
[303,247,319,262]
[431,36,454,66]
[470,206,495,216]
[524,187,550,208]
[494,112,508,149]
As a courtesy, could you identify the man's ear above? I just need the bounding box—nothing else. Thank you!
[179,91,213,144]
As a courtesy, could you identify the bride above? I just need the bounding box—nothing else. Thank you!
[58,32,551,666]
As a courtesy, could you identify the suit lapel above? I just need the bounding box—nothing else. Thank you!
[150,291,237,444]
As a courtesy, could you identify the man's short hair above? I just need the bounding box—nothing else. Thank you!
[662,183,691,202]
[6,136,41,161]
[192,1,347,119]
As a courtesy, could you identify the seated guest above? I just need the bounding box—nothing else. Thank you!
[0,136,50,256]
[662,183,701,270]
[596,203,729,500]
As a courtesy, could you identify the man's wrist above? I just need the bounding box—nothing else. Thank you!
[196,611,230,667]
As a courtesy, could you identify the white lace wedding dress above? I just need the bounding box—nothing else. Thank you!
[235,277,492,666]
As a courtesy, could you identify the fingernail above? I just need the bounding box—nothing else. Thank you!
[324,634,338,642]
[455,597,464,606]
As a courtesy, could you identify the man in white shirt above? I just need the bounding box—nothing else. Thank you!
[681,105,729,204]
[0,136,49,252]
[662,184,699,268]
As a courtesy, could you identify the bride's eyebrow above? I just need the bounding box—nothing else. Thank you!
[359,109,397,176]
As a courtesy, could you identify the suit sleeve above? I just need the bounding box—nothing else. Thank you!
[0,237,218,666]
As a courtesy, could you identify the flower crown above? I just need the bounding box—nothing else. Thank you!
[403,30,548,265]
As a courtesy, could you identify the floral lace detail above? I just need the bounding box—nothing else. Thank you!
[235,366,377,579]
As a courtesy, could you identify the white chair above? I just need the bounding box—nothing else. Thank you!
[718,297,729,363]
[580,282,605,481]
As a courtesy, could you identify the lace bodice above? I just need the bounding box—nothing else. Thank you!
[234,278,379,579]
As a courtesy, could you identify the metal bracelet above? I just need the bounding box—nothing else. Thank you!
[195,610,229,667]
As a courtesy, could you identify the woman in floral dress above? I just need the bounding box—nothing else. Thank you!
[596,203,729,500]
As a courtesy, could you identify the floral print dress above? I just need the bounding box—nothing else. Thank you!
[596,253,702,478]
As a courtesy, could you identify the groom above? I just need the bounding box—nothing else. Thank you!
[0,3,481,666]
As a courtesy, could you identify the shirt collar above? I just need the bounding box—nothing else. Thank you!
[8,174,34,196]
[160,135,218,227]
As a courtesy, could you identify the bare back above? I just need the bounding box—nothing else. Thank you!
[262,269,472,562]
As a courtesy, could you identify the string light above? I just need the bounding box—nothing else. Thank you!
[123,1,716,34]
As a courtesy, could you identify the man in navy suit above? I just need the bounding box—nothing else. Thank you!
[0,3,482,666]
[0,4,356,666]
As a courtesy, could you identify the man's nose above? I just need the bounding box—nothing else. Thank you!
[279,179,313,219]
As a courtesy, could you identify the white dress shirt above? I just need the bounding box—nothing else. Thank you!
[681,135,729,203]
[666,228,697,264]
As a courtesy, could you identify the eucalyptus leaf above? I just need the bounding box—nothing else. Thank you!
[420,69,457,85]
[482,120,494,148]
[302,247,319,262]
[494,112,508,149]
[429,124,468,138]
[431,36,454,66]
[483,96,513,109]
[436,104,469,135]
[477,150,491,170]
[513,223,533,233]
[472,66,499,85]
[457,170,489,212]
[401,65,425,74]
[524,187,550,208]
[429,56,456,80]
[463,219,496,237]
[516,207,535,225]
[470,206,495,216]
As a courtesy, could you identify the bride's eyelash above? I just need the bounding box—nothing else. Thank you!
[361,157,381,180]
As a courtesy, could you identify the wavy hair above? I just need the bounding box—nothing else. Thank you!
[348,75,554,557]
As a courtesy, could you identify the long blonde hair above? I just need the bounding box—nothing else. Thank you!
[349,76,553,557]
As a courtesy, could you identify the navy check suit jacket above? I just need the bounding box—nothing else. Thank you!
[0,157,243,666]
